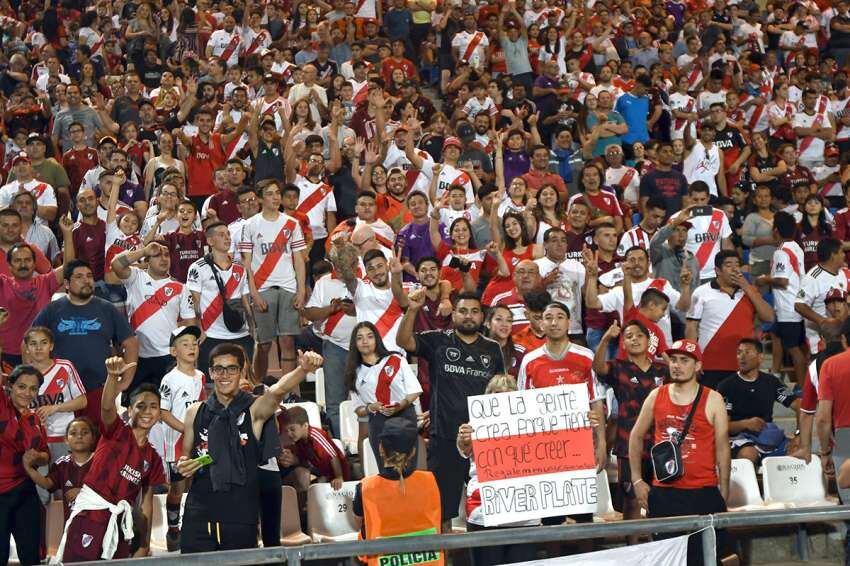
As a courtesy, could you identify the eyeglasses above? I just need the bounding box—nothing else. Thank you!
[161,191,179,197]
[239,197,257,205]
[210,365,242,376]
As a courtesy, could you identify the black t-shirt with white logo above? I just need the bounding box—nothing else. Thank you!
[414,329,505,439]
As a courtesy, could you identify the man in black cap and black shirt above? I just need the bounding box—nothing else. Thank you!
[397,290,504,531]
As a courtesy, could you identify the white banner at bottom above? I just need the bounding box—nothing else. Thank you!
[504,530,697,566]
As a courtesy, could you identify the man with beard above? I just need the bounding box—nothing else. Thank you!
[376,167,412,232]
[396,290,504,531]
[397,191,435,280]
[206,14,243,68]
[0,213,73,370]
[629,340,729,566]
[287,151,337,265]
[251,114,286,184]
[521,143,567,196]
[383,126,435,195]
[204,159,244,226]
[303,242,359,437]
[214,87,252,160]
[33,259,139,425]
[51,82,104,153]
[80,136,138,193]
[0,208,53,277]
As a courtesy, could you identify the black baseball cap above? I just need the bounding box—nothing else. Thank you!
[170,325,201,346]
[379,417,418,454]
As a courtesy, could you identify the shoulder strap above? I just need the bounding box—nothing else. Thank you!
[204,253,228,298]
[677,385,703,447]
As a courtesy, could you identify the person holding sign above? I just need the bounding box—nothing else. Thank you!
[456,373,537,566]
[397,290,505,531]
[353,418,443,566]
[593,320,668,532]
[628,340,730,566]
[344,321,422,472]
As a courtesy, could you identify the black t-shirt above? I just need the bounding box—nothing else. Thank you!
[599,360,667,457]
[639,168,688,217]
[717,371,796,424]
[414,329,505,439]
[832,15,850,48]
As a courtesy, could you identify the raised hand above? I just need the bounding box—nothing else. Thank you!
[603,320,621,341]
[406,286,427,311]
[297,349,324,372]
[105,356,137,381]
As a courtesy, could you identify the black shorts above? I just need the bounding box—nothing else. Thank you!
[773,321,805,349]
[649,486,728,566]
[618,458,654,499]
[180,508,258,553]
[427,435,470,521]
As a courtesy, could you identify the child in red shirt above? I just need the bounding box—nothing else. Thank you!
[279,406,350,498]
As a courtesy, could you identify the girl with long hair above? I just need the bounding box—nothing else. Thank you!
[567,163,624,233]
[529,184,566,244]
[483,208,543,301]
[484,306,522,377]
[142,131,186,194]
[796,194,833,272]
[344,322,421,470]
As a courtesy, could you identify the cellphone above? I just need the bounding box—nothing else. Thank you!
[339,298,353,305]
[449,256,462,269]
[689,206,713,217]
[193,454,213,467]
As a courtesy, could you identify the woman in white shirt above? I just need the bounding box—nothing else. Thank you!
[344,322,421,468]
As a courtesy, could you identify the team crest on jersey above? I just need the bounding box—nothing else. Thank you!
[384,365,394,376]
[237,413,246,426]
[82,534,93,548]
[56,378,65,389]
[480,354,491,367]
[164,287,174,297]
[446,347,461,362]
[143,460,150,472]
[233,272,241,281]
[283,229,292,239]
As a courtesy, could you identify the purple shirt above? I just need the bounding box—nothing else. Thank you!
[94,181,145,206]
[396,221,435,282]
[503,149,530,187]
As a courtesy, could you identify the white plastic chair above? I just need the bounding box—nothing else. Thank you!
[282,401,323,428]
[452,488,468,533]
[307,481,362,542]
[339,399,360,455]
[362,438,380,477]
[314,368,326,410]
[762,456,837,508]
[150,492,187,551]
[727,458,783,511]
[281,485,311,546]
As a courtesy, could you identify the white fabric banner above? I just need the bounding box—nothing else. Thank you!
[504,531,695,566]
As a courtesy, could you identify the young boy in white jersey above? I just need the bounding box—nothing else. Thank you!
[149,325,206,551]
[433,185,476,239]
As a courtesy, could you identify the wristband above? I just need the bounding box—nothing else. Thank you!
[632,478,646,486]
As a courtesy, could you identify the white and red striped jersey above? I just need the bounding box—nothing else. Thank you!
[241,27,271,58]
[770,241,805,323]
[351,218,396,250]
[599,277,680,346]
[793,111,830,164]
[605,165,640,204]
[305,273,356,350]
[834,96,850,141]
[33,359,85,441]
[185,257,250,339]
[354,0,377,18]
[684,208,733,281]
[122,268,186,358]
[352,353,421,406]
[96,201,132,223]
[796,264,850,352]
[104,222,142,276]
[340,60,374,80]
[534,256,585,335]
[208,28,242,67]
[353,279,411,353]
[767,100,796,136]
[451,30,489,66]
[697,89,728,114]
[811,163,842,198]
[384,142,435,194]
[616,225,657,258]
[797,93,833,116]
[239,212,306,293]
[677,53,703,92]
[687,282,757,372]
[491,288,528,332]
[669,92,697,140]
[0,178,57,211]
[254,97,292,130]
[430,164,474,205]
[563,72,596,104]
[294,175,336,240]
[149,367,206,462]
[517,343,602,401]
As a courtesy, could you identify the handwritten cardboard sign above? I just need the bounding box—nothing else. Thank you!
[468,384,598,526]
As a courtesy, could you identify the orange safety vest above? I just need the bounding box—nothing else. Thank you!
[361,471,444,566]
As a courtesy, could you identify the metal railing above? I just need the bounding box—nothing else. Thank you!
[76,506,850,566]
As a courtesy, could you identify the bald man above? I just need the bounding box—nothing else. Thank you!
[287,63,328,123]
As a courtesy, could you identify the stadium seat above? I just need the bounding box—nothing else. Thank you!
[339,399,360,454]
[332,438,345,454]
[762,456,837,508]
[362,438,380,477]
[45,499,65,558]
[314,368,326,410]
[727,458,785,511]
[283,401,322,428]
[280,485,311,546]
[307,481,361,542]
[452,489,467,533]
[150,493,168,550]
[593,470,622,522]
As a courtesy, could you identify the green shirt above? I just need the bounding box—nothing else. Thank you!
[9,158,71,190]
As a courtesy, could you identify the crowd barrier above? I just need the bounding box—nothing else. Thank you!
[74,505,850,566]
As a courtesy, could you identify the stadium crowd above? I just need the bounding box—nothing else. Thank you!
[2,0,850,563]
